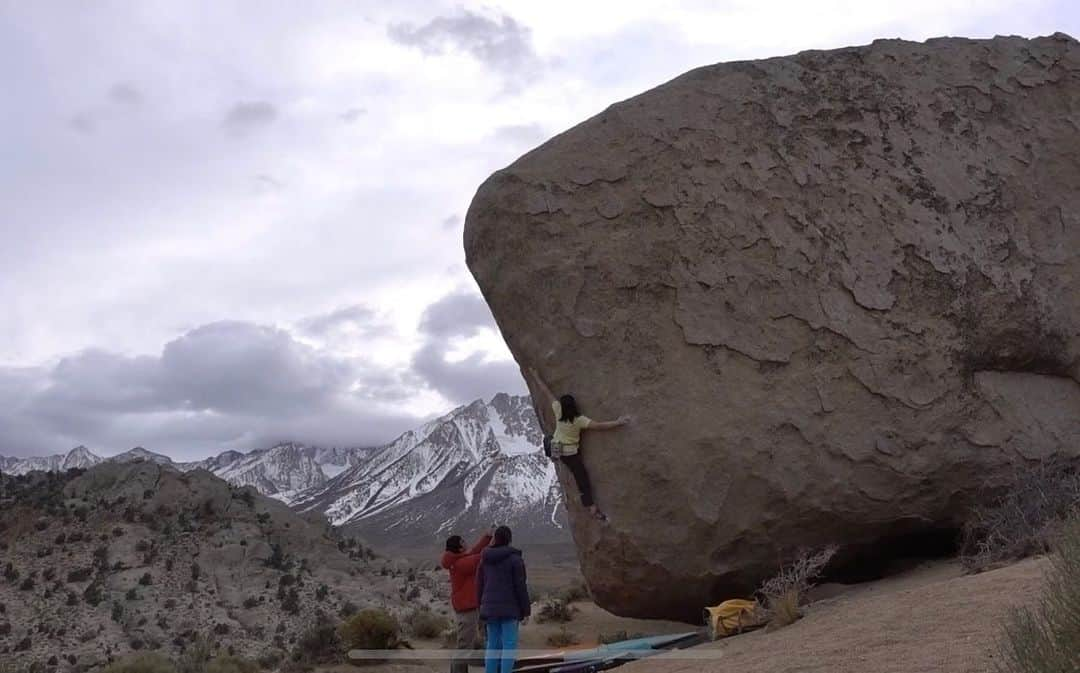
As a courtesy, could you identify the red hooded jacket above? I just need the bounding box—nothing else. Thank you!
[440,533,492,612]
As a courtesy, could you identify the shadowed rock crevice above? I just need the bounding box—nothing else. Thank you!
[465,33,1080,621]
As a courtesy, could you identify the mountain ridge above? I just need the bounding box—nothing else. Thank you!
[0,393,569,547]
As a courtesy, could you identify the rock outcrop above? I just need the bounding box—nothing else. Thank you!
[464,34,1080,621]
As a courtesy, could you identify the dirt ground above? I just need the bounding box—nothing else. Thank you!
[620,557,1048,673]
[322,556,1047,673]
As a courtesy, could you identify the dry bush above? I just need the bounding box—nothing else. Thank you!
[995,514,1080,673]
[339,608,402,650]
[405,607,450,639]
[545,627,580,648]
[103,653,177,673]
[291,616,343,666]
[757,546,837,630]
[203,657,259,673]
[536,598,577,624]
[598,630,646,644]
[558,579,590,603]
[961,459,1080,573]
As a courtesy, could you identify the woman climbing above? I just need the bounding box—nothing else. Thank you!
[525,367,630,521]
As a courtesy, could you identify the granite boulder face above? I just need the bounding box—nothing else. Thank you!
[464,34,1080,621]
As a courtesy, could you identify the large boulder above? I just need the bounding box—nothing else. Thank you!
[464,34,1080,621]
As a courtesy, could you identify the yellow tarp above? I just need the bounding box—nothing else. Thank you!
[704,599,767,639]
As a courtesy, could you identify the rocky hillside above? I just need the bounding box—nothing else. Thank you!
[292,393,569,547]
[0,462,444,671]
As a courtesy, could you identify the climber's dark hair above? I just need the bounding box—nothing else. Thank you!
[445,535,464,552]
[559,394,579,422]
[493,526,513,547]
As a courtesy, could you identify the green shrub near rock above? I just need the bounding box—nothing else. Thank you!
[339,608,401,650]
[996,514,1080,672]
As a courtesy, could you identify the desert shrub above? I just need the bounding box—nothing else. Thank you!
[281,587,300,615]
[315,583,329,601]
[191,561,201,581]
[205,656,259,673]
[291,616,343,666]
[339,600,359,618]
[339,608,401,650]
[405,607,450,639]
[83,581,104,606]
[176,635,213,673]
[757,545,837,630]
[558,579,591,603]
[126,588,139,601]
[0,622,10,637]
[545,627,579,648]
[265,543,290,570]
[66,591,78,606]
[18,576,34,591]
[112,601,125,622]
[139,572,153,586]
[536,598,577,624]
[3,563,18,583]
[995,514,1080,673]
[68,567,93,583]
[961,459,1080,573]
[242,596,260,609]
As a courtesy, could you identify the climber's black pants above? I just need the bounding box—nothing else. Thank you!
[559,452,594,508]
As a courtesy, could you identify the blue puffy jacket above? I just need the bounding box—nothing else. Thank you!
[476,545,531,621]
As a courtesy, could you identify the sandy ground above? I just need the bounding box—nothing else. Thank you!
[321,556,1047,673]
[621,557,1048,673]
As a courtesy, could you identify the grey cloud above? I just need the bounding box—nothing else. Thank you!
[109,82,142,105]
[418,290,496,338]
[223,101,277,131]
[411,342,525,405]
[254,174,284,192]
[441,214,460,230]
[0,321,407,459]
[340,107,367,123]
[411,291,524,405]
[492,123,546,146]
[68,113,95,134]
[297,304,391,339]
[159,321,352,415]
[388,10,543,83]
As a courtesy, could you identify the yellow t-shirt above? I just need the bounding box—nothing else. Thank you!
[551,400,591,455]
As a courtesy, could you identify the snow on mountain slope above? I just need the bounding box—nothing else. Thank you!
[0,393,568,545]
[0,446,105,475]
[291,394,569,545]
[0,442,362,500]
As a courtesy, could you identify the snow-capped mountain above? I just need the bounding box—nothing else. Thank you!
[0,445,104,474]
[291,393,568,545]
[0,393,569,546]
[0,443,367,499]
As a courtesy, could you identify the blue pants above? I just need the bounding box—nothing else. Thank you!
[484,618,519,673]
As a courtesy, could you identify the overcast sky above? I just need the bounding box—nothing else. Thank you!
[1,0,1077,459]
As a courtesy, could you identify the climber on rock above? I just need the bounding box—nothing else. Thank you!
[524,367,630,521]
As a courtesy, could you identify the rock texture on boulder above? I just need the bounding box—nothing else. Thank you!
[464,34,1080,621]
